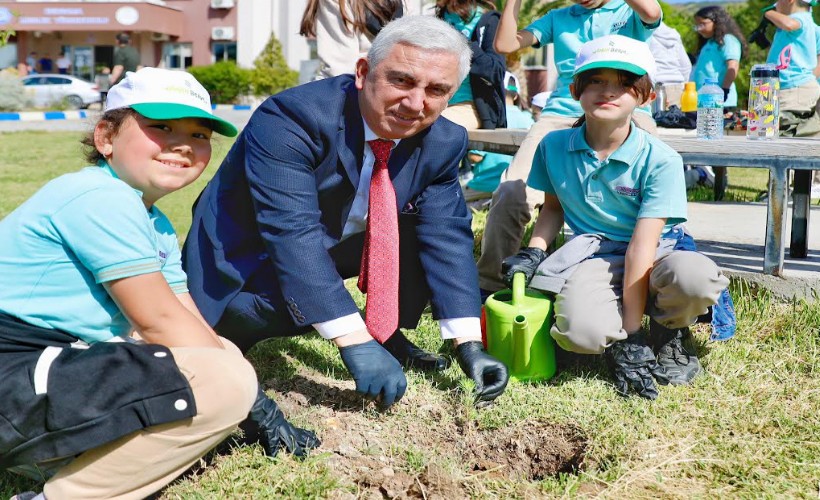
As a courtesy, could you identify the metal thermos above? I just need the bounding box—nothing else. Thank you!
[652,83,666,115]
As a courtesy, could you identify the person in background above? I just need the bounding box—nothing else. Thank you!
[25,52,37,75]
[299,0,408,79]
[437,0,507,130]
[37,53,53,73]
[504,35,729,400]
[0,68,268,500]
[464,72,534,205]
[183,16,510,411]
[56,52,71,75]
[110,33,140,85]
[95,67,112,107]
[530,91,549,121]
[476,0,662,295]
[649,21,692,109]
[691,6,745,115]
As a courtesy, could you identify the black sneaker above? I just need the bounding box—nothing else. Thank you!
[650,319,701,386]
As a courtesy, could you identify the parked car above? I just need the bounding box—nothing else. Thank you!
[20,74,101,109]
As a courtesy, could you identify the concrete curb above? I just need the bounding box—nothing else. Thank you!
[0,110,89,121]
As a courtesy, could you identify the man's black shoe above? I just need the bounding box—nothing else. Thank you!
[382,330,450,372]
[650,319,701,386]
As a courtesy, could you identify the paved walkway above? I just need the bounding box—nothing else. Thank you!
[686,201,820,301]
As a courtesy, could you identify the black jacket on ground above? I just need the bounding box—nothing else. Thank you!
[468,10,507,129]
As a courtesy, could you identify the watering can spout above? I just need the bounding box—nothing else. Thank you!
[512,314,529,375]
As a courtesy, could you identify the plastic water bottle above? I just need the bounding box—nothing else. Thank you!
[696,79,724,140]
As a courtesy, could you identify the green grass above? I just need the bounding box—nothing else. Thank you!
[1,131,819,498]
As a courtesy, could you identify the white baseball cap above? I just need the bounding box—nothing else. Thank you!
[573,35,656,83]
[531,91,550,108]
[105,67,237,137]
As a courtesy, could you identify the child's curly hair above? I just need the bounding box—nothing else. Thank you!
[694,6,747,57]
[80,108,138,164]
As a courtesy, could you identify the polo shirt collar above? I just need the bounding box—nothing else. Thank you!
[570,0,625,16]
[568,122,645,166]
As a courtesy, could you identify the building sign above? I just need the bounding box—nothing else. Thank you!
[17,8,110,26]
[0,3,183,36]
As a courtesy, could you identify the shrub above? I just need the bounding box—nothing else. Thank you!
[0,76,30,111]
[188,61,252,104]
[251,33,298,97]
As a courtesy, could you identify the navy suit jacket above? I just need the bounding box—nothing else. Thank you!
[183,75,481,330]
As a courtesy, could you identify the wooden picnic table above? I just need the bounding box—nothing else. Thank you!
[467,129,820,277]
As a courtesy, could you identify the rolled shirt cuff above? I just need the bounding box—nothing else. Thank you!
[313,313,367,340]
[440,317,482,342]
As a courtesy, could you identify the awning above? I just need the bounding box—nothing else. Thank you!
[0,2,184,37]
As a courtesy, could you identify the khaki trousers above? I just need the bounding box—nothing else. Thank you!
[551,251,729,354]
[476,111,658,290]
[781,79,820,113]
[441,102,481,130]
[44,338,258,500]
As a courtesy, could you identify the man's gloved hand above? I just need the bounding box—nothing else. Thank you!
[250,388,321,458]
[605,332,659,400]
[339,340,407,408]
[501,247,549,287]
[456,341,509,405]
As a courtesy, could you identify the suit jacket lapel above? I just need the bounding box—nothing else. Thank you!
[338,84,364,190]
[388,135,422,210]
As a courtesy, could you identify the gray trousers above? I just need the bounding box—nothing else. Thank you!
[476,111,658,290]
[551,250,729,355]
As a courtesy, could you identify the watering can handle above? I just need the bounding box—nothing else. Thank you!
[512,272,525,305]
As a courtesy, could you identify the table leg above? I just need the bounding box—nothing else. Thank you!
[790,170,811,259]
[764,168,788,276]
[713,166,727,201]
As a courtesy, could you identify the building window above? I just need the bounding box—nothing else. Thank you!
[162,43,192,70]
[212,42,236,63]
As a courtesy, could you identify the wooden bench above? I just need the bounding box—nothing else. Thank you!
[467,129,820,277]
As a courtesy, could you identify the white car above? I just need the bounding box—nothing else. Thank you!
[20,74,101,109]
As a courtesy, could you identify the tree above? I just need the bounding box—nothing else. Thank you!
[251,33,298,97]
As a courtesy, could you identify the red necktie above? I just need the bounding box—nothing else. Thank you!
[357,139,399,343]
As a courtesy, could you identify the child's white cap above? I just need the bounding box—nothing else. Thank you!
[531,91,549,108]
[105,67,237,137]
[573,35,656,83]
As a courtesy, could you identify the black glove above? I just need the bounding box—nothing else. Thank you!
[722,87,730,101]
[748,17,772,50]
[339,340,407,408]
[605,333,659,400]
[249,388,321,458]
[501,247,549,287]
[456,341,509,405]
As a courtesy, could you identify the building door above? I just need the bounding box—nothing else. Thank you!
[94,45,114,75]
[72,46,94,81]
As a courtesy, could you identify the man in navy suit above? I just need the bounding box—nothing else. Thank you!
[184,16,508,433]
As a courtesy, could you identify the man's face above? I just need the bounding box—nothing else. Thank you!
[356,43,460,140]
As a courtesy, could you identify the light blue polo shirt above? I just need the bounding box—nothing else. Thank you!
[692,34,742,107]
[524,0,659,118]
[527,124,686,241]
[446,7,483,105]
[0,163,188,344]
[768,11,817,89]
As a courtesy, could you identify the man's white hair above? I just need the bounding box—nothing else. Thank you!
[367,15,471,83]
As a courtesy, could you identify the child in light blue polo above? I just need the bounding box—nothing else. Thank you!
[501,35,729,400]
[475,0,662,293]
[691,6,745,109]
[765,0,819,113]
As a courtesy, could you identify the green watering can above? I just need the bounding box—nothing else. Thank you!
[484,272,557,381]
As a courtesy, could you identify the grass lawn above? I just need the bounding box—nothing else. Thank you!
[1,130,819,498]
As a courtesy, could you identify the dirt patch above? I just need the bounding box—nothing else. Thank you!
[461,421,587,481]
[265,365,588,497]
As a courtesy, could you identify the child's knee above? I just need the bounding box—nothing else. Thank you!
[551,313,625,355]
[175,347,258,427]
[653,251,728,299]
